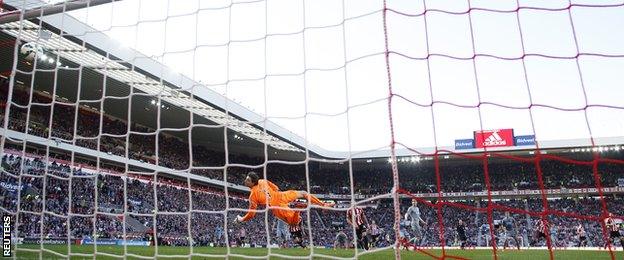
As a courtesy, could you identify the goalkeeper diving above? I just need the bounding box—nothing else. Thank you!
[234,172,334,247]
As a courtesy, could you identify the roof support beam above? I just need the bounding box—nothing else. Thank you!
[0,0,122,25]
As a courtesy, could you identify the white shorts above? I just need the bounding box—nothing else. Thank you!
[277,227,290,239]
[411,224,423,237]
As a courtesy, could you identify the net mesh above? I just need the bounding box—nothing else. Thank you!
[0,0,623,259]
[386,1,624,260]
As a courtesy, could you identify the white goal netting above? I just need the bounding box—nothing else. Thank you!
[1,0,624,260]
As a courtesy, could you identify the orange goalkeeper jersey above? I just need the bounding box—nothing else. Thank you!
[241,179,283,221]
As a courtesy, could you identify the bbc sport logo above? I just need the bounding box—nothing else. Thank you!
[3,215,11,257]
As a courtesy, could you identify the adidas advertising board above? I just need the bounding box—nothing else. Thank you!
[474,129,514,148]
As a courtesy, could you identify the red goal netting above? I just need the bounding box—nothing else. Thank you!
[383,1,624,260]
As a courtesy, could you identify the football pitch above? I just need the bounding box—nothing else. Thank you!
[11,245,624,260]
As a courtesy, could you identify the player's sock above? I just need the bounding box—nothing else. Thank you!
[297,237,305,248]
[291,230,303,247]
[362,236,369,250]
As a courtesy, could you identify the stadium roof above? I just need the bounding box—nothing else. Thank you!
[2,0,310,155]
[2,0,624,160]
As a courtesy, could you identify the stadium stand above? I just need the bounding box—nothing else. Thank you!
[2,142,622,249]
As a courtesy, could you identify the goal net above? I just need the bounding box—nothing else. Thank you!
[0,0,623,259]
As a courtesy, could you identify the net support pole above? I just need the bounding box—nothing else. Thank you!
[0,0,122,25]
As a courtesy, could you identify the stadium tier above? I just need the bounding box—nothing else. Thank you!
[1,151,624,249]
[1,1,624,260]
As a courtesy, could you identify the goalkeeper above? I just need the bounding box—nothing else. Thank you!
[234,172,333,245]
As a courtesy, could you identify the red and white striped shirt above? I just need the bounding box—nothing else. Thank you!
[535,219,549,234]
[605,217,620,232]
[370,223,380,235]
[346,207,366,227]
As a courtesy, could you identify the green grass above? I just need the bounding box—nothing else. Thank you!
[11,245,624,259]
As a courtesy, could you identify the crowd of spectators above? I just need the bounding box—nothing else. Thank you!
[1,83,623,197]
[400,197,624,248]
[2,153,623,249]
[1,79,623,249]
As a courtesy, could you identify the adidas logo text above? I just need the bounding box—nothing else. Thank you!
[483,132,506,146]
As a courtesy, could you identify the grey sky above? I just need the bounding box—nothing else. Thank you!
[40,0,624,153]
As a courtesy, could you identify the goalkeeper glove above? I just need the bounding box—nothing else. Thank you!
[234,215,244,223]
